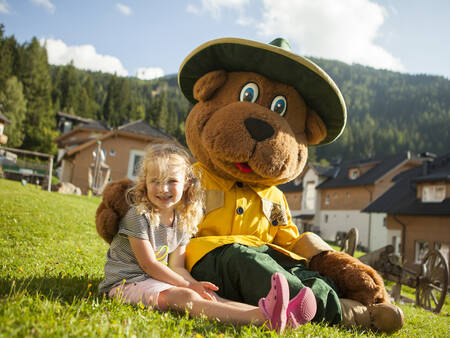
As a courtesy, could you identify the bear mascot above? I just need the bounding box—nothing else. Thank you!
[96,38,404,333]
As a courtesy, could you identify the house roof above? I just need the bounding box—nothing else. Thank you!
[278,163,333,192]
[316,151,422,189]
[278,180,303,192]
[81,120,110,130]
[0,113,9,124]
[65,120,173,157]
[0,105,10,124]
[118,119,171,139]
[54,126,109,143]
[363,153,450,215]
[310,163,334,177]
[56,112,110,132]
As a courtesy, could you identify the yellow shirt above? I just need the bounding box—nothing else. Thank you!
[185,163,307,271]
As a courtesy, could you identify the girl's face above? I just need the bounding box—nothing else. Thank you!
[146,160,187,212]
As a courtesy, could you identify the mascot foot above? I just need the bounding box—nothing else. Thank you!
[340,298,404,333]
[287,287,317,328]
[258,272,289,333]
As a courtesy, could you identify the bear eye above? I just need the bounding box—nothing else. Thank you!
[240,82,259,103]
[270,95,287,117]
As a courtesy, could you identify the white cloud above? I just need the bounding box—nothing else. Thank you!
[191,0,403,71]
[136,67,165,80]
[186,4,200,14]
[257,0,404,71]
[116,3,132,16]
[0,0,10,14]
[40,38,129,76]
[188,0,250,19]
[31,0,55,13]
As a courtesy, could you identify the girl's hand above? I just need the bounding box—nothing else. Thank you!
[188,281,219,301]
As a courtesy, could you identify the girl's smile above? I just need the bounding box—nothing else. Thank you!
[146,166,186,213]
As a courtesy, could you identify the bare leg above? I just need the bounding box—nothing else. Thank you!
[215,294,257,310]
[158,287,265,326]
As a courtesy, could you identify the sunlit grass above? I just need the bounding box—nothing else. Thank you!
[1,178,449,336]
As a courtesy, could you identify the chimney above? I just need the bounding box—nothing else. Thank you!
[419,152,436,176]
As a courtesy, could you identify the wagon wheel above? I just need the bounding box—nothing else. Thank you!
[340,228,359,257]
[415,249,449,313]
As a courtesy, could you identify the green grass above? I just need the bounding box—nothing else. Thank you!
[0,178,449,337]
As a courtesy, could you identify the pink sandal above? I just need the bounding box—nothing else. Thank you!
[286,286,317,329]
[258,272,290,333]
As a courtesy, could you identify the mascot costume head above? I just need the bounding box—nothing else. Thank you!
[96,37,404,333]
[179,37,346,186]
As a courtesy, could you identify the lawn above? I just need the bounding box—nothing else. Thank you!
[0,178,449,337]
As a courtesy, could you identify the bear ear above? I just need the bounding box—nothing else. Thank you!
[193,70,227,102]
[306,108,327,145]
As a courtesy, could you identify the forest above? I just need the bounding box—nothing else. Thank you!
[1,24,449,163]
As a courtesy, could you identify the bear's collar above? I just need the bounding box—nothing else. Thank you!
[195,162,275,198]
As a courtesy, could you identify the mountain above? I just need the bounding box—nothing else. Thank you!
[1,26,449,160]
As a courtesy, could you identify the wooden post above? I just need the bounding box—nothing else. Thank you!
[47,155,53,192]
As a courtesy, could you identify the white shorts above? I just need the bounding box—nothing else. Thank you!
[108,278,174,310]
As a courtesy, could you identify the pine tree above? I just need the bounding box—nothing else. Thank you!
[59,61,81,114]
[78,76,99,118]
[0,25,18,92]
[116,78,131,124]
[19,37,57,154]
[157,90,169,131]
[102,75,117,126]
[0,76,27,147]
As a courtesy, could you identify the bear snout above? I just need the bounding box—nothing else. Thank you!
[244,117,274,142]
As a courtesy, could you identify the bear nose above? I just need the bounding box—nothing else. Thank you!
[244,118,274,142]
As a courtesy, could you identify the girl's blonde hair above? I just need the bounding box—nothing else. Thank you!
[126,141,203,238]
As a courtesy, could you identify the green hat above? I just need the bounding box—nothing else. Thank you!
[178,37,346,145]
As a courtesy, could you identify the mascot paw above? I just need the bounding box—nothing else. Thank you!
[309,251,389,305]
[95,178,134,244]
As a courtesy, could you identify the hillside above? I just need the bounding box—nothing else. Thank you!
[1,25,449,162]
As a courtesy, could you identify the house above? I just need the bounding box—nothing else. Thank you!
[363,153,450,275]
[279,163,333,233]
[0,104,10,145]
[56,119,173,194]
[315,152,424,251]
[56,111,108,135]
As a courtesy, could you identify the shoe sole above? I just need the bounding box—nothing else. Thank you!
[287,287,317,328]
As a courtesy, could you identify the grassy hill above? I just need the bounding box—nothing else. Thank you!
[0,178,448,336]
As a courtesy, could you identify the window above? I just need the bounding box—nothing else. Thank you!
[127,149,145,180]
[434,242,449,264]
[304,181,316,210]
[415,241,429,264]
[392,236,401,255]
[422,185,446,202]
[383,217,386,227]
[109,149,116,156]
[62,120,72,133]
[324,214,329,224]
[349,168,360,180]
[325,193,330,205]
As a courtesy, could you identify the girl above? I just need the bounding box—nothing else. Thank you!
[98,142,316,333]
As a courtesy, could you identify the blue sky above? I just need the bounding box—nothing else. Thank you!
[1,0,449,80]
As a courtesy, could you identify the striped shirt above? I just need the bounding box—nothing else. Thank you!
[98,206,190,294]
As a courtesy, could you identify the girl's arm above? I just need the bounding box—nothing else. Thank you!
[128,236,217,300]
[169,245,218,300]
[129,236,190,288]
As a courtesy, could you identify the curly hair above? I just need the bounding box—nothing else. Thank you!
[126,141,203,238]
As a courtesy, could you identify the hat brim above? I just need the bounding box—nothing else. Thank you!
[178,37,346,146]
